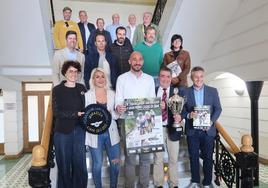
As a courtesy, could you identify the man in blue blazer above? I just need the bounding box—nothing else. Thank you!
[84,33,118,90]
[77,10,96,54]
[181,66,222,188]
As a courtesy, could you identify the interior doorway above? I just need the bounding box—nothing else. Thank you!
[22,82,52,152]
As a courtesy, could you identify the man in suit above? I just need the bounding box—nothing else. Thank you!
[153,66,183,188]
[77,10,96,55]
[84,33,118,90]
[53,30,85,86]
[182,66,222,188]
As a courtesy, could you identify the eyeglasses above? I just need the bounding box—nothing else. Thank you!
[67,69,78,74]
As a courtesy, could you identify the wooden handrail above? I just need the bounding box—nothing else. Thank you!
[41,91,53,161]
[31,91,53,166]
[215,121,240,154]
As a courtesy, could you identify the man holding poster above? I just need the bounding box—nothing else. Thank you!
[115,51,156,188]
[181,66,222,188]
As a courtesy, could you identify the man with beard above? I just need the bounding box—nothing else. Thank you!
[108,26,133,75]
[134,26,163,86]
[53,7,83,51]
[53,30,85,85]
[115,51,155,188]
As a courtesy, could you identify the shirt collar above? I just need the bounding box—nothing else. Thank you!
[144,41,156,47]
[129,70,144,78]
[193,84,204,91]
[159,86,170,91]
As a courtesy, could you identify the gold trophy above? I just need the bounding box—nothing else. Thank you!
[168,88,184,131]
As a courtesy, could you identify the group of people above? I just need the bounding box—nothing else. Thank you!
[52,6,222,188]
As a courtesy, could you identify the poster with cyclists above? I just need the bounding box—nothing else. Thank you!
[124,97,165,155]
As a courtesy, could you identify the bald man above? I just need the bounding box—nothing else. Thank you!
[106,13,122,42]
[115,51,155,188]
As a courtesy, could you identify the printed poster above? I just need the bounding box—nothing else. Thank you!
[124,98,165,155]
[193,105,211,129]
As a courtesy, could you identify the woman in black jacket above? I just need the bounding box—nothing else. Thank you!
[52,60,87,188]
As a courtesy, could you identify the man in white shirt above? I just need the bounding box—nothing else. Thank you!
[126,14,136,44]
[77,10,96,54]
[53,30,85,85]
[153,66,183,188]
[115,51,155,188]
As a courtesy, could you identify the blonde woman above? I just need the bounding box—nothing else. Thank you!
[84,68,120,188]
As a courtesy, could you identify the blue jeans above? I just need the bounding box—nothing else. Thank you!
[187,130,215,186]
[89,131,120,188]
[54,125,88,188]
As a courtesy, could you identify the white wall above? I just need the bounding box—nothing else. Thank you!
[53,1,154,27]
[207,74,268,158]
[0,0,53,81]
[0,96,4,143]
[3,90,23,156]
[203,0,268,81]
[0,76,23,155]
[160,0,241,64]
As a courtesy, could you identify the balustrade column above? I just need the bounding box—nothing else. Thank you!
[246,81,263,186]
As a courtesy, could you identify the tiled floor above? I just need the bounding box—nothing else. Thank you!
[0,154,31,188]
[0,154,268,188]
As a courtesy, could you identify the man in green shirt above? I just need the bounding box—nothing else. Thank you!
[134,26,163,84]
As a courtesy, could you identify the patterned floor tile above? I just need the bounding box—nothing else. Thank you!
[0,153,267,187]
[0,154,31,188]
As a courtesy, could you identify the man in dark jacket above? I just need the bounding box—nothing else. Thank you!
[108,26,133,75]
[84,33,118,90]
[77,10,96,54]
[87,18,112,53]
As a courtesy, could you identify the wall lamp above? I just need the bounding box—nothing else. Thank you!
[234,89,244,96]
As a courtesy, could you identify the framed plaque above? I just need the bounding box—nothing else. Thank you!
[81,104,111,134]
[124,98,165,155]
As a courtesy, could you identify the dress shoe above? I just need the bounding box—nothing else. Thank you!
[185,182,201,188]
[156,186,163,188]
[173,186,178,188]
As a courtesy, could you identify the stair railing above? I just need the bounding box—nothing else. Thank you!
[152,0,167,25]
[28,91,55,188]
[214,122,258,188]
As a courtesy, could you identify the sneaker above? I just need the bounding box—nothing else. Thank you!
[185,182,201,188]
[203,186,210,188]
